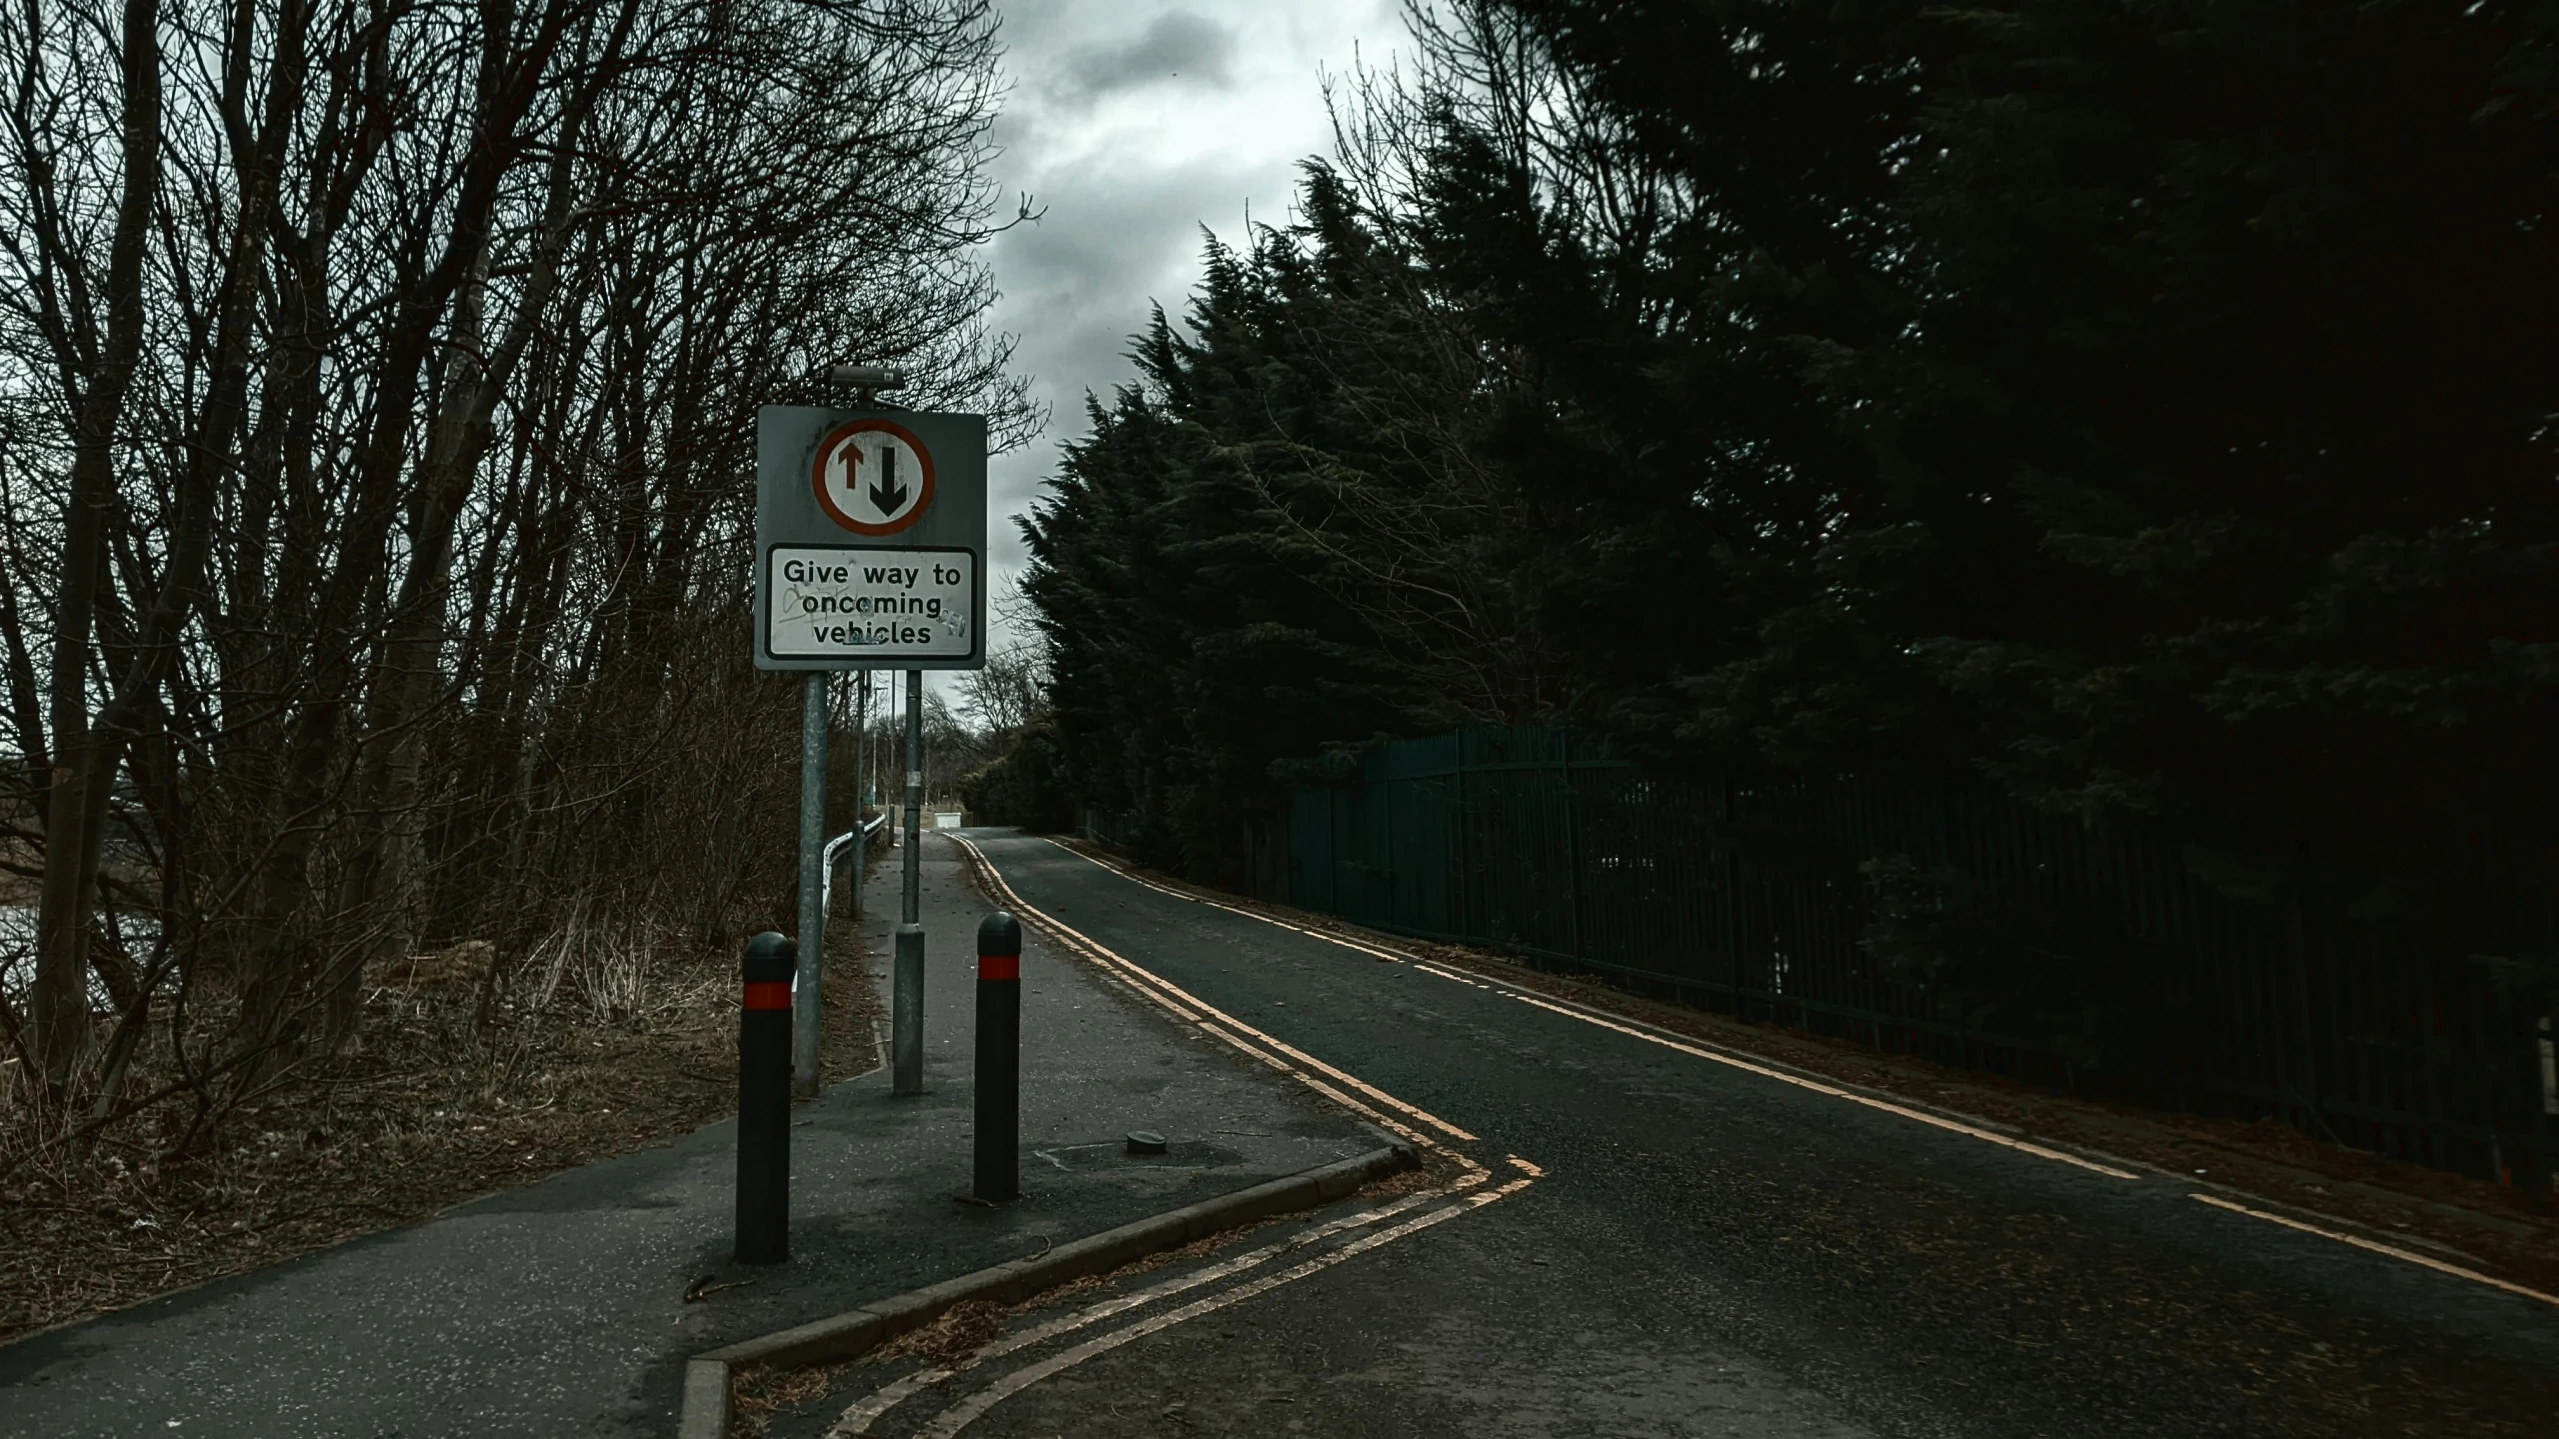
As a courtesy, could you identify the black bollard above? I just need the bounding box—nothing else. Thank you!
[973,912,1022,1202]
[737,932,795,1264]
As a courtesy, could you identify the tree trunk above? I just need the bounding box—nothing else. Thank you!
[32,0,163,1086]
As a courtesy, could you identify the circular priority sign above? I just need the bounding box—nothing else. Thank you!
[812,418,936,535]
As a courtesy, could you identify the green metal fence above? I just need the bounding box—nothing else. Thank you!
[1288,727,2559,1188]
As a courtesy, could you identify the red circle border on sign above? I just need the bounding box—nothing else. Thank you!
[812,418,937,535]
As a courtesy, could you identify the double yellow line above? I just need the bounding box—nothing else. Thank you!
[954,833,1490,1176]
[812,838,1544,1437]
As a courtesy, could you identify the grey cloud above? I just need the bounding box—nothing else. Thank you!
[972,0,1403,661]
[1050,12,1237,103]
[981,153,1263,579]
[1000,165,1235,316]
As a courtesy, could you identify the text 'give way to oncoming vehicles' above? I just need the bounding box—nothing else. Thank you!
[766,547,975,659]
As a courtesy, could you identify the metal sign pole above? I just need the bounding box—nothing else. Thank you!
[793,671,828,1098]
[893,667,926,1094]
[850,670,870,919]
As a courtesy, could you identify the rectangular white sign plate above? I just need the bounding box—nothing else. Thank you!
[764,545,975,661]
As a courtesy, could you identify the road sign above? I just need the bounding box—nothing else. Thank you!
[755,405,986,670]
[812,418,934,534]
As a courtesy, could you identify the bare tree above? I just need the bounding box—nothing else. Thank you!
[13,0,165,1087]
[0,0,1036,1150]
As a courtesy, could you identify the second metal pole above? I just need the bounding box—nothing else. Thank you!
[793,671,827,1099]
[893,668,926,1095]
[850,670,870,920]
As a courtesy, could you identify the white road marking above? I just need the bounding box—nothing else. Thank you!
[2188,1193,2559,1310]
[1494,989,2139,1179]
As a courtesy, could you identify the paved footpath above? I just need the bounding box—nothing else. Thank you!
[0,834,1375,1438]
[765,831,2559,1439]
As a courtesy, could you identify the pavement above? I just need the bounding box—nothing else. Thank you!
[0,834,1380,1438]
[756,831,2559,1439]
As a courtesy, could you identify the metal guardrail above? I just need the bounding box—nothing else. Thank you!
[822,812,889,919]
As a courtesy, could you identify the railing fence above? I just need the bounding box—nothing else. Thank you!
[1286,727,2559,1188]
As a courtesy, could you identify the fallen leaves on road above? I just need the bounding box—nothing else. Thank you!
[730,1357,855,1437]
[874,1298,1010,1364]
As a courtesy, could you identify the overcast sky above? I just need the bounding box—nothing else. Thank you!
[962,0,1407,678]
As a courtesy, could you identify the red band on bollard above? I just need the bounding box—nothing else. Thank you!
[978,954,1019,982]
[743,980,793,1010]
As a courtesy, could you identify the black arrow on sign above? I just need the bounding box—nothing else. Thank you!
[867,445,907,516]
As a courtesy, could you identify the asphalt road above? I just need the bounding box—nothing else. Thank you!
[892,832,2559,1439]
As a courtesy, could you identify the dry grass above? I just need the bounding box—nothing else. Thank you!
[0,876,887,1346]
